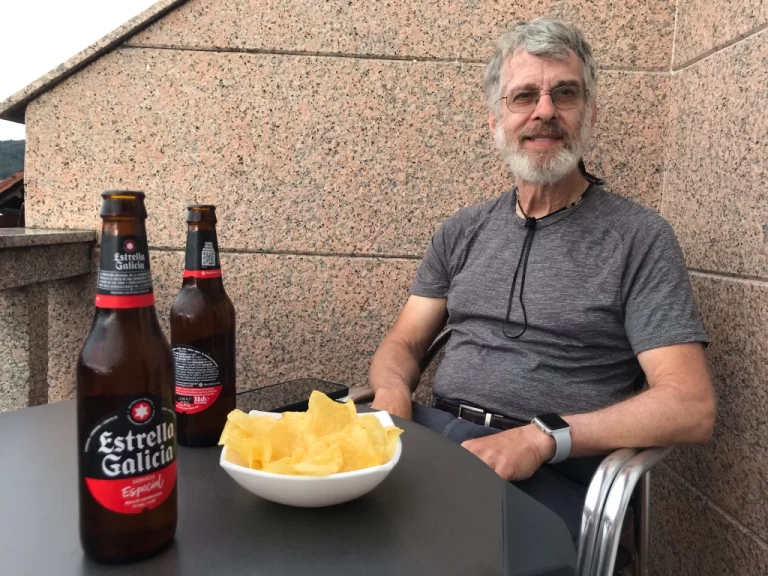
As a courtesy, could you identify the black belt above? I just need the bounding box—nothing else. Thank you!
[433,398,526,431]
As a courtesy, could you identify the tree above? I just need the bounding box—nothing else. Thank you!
[0,140,25,180]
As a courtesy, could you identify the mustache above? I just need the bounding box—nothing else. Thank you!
[519,122,568,141]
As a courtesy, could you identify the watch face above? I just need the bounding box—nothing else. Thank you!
[535,413,569,431]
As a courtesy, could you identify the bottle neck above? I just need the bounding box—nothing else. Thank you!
[183,223,223,281]
[102,219,147,238]
[96,219,155,310]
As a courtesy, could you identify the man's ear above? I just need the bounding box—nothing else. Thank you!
[489,111,497,134]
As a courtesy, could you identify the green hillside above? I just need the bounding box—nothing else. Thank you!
[0,140,25,180]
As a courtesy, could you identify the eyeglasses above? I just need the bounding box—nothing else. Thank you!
[499,85,585,113]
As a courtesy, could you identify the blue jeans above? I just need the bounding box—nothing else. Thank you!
[412,404,602,542]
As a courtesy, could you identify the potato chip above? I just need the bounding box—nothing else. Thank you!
[218,419,237,446]
[307,390,356,437]
[228,436,272,469]
[219,391,403,476]
[291,462,341,476]
[384,427,403,462]
[289,436,343,476]
[262,459,296,475]
[268,412,308,460]
[334,422,382,472]
[358,414,386,457]
[226,409,278,437]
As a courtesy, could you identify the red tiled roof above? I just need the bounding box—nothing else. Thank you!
[0,170,23,195]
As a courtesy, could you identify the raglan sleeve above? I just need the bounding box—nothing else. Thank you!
[622,217,709,354]
[409,212,465,298]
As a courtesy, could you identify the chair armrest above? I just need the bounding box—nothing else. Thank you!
[593,447,674,576]
[346,385,375,403]
[576,448,638,576]
[345,329,452,407]
[419,329,452,372]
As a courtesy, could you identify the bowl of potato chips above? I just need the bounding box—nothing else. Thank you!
[219,391,403,507]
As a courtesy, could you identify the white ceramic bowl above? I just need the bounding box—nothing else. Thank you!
[219,410,403,507]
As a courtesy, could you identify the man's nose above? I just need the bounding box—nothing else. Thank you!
[531,93,557,122]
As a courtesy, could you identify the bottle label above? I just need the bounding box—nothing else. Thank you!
[82,394,176,514]
[183,230,222,279]
[173,346,223,414]
[96,235,155,308]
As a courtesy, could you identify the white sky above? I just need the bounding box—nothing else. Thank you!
[0,0,158,141]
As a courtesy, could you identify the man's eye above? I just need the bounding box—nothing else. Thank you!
[557,87,578,97]
[512,91,535,102]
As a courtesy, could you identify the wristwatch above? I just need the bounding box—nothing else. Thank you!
[532,413,571,464]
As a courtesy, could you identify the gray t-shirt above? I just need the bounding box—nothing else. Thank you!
[410,185,708,421]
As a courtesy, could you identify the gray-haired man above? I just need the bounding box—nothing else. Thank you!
[369,17,716,539]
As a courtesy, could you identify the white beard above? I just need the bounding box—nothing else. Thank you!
[495,113,592,185]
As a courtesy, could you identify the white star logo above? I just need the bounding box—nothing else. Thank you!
[132,402,151,422]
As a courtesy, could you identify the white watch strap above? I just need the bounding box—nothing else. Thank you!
[548,427,571,464]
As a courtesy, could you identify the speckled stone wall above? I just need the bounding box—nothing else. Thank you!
[0,285,46,412]
[0,231,96,413]
[130,0,677,68]
[24,50,668,251]
[23,0,674,399]
[652,4,768,574]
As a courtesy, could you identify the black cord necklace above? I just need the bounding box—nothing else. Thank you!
[501,182,594,339]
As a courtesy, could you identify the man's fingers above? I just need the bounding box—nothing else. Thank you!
[461,438,485,456]
[461,438,517,480]
[462,439,497,470]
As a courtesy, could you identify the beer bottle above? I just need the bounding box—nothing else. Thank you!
[77,191,177,563]
[171,204,236,447]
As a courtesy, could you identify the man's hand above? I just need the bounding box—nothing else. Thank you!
[461,425,556,481]
[370,387,413,420]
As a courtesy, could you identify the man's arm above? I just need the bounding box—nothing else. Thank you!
[563,342,716,455]
[463,342,716,481]
[369,295,448,420]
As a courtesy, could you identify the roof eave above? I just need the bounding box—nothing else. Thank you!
[0,0,187,125]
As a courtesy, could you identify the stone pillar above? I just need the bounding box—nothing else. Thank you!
[0,284,47,410]
[0,229,95,412]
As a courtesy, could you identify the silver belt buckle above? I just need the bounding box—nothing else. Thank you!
[457,403,486,423]
[457,404,500,427]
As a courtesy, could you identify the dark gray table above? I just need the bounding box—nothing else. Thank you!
[0,401,574,576]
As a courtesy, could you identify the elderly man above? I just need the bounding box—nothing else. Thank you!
[369,17,716,538]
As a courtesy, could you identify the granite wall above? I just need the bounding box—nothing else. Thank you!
[650,2,768,574]
[23,0,672,395]
[13,0,768,573]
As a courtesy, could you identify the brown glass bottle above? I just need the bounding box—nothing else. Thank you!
[171,204,236,447]
[76,191,177,564]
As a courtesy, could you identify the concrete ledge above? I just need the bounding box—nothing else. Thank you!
[0,228,96,249]
[0,229,95,291]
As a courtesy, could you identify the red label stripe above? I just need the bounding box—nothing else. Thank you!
[86,461,176,514]
[183,269,223,279]
[95,293,155,309]
[175,384,223,414]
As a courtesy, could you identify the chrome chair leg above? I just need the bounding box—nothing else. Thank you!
[576,448,638,576]
[636,471,651,576]
[594,447,673,576]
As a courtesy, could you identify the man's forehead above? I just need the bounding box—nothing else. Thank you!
[501,50,583,90]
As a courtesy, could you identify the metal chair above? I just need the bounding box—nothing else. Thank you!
[349,329,671,575]
[576,448,638,575]
[347,328,451,404]
[586,447,673,576]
